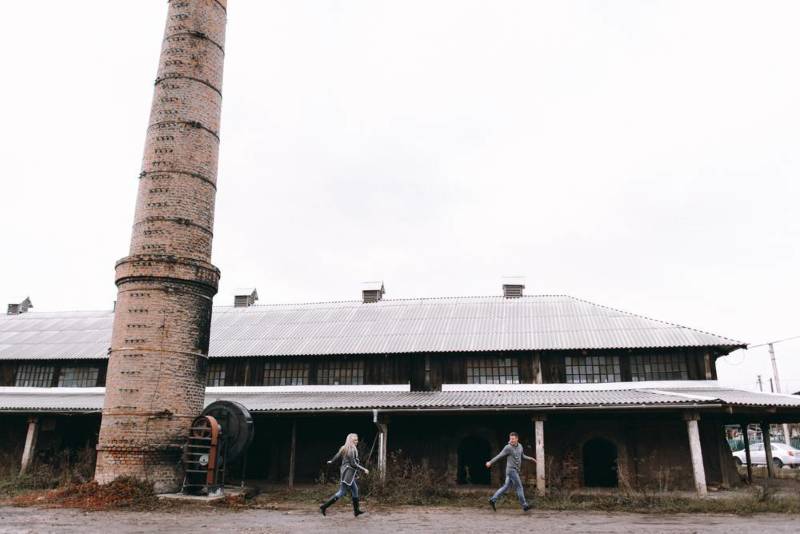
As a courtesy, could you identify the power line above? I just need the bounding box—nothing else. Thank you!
[748,335,800,349]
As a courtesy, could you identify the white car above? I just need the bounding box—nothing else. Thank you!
[732,442,800,469]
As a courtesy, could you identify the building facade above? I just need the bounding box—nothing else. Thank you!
[3,286,800,494]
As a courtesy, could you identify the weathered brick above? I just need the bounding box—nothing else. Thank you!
[95,0,227,493]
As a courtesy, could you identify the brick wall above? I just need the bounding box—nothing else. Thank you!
[95,0,227,493]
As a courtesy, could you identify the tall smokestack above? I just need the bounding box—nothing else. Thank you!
[95,0,227,492]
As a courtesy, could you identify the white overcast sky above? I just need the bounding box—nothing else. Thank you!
[0,1,798,392]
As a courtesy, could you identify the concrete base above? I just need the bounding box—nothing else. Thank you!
[158,486,258,502]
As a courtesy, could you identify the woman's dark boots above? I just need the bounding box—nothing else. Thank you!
[352,497,365,517]
[320,496,338,516]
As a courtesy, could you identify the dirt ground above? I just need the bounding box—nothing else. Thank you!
[1,505,799,534]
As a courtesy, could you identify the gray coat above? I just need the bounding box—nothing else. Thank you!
[488,443,535,474]
[329,447,367,485]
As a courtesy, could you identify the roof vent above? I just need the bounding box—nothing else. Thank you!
[233,288,258,308]
[7,297,33,315]
[361,281,385,303]
[502,277,525,299]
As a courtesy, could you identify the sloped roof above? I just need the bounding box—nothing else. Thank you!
[0,295,744,360]
[1,384,797,413]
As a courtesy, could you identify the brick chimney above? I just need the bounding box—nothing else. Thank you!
[362,281,385,303]
[502,277,525,299]
[95,0,227,492]
[6,297,32,315]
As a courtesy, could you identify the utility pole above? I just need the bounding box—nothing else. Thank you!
[757,375,763,392]
[767,343,792,445]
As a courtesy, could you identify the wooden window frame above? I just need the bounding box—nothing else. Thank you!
[465,356,520,385]
[206,360,226,387]
[630,353,689,381]
[317,359,365,385]
[263,360,310,386]
[564,355,621,384]
[57,366,100,387]
[14,364,56,387]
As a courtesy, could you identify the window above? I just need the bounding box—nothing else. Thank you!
[58,367,99,387]
[631,353,688,381]
[263,361,309,385]
[565,355,621,383]
[206,361,226,387]
[466,357,520,384]
[317,359,364,385]
[15,364,55,387]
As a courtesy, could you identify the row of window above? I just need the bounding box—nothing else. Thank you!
[12,354,691,388]
[564,354,688,383]
[15,364,100,387]
[207,354,690,386]
[207,360,365,387]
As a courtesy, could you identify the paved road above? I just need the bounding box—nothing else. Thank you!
[1,505,798,534]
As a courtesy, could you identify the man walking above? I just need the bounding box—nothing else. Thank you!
[485,431,535,512]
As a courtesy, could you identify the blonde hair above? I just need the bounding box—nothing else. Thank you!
[338,433,359,456]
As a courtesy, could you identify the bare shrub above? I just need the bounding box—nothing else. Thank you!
[355,450,455,505]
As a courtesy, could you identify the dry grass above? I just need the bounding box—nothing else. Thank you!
[11,477,158,511]
[0,446,96,498]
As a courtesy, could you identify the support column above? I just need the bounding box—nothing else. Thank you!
[19,416,40,474]
[684,413,707,496]
[533,415,546,496]
[288,419,297,489]
[741,423,752,484]
[374,410,388,484]
[761,422,775,478]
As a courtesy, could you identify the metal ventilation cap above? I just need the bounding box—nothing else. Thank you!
[501,277,525,299]
[7,297,33,315]
[361,281,385,303]
[233,288,259,308]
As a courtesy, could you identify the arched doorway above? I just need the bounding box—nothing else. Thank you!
[583,437,618,487]
[458,435,491,485]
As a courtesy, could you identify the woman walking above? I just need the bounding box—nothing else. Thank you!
[319,433,369,517]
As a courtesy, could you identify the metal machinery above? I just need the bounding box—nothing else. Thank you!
[181,400,254,495]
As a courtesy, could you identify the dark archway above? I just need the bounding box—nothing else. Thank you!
[458,435,491,485]
[583,437,618,487]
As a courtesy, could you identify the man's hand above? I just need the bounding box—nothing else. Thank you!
[364,469,370,475]
[327,460,332,464]
[485,461,491,469]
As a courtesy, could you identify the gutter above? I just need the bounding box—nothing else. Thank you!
[253,403,726,415]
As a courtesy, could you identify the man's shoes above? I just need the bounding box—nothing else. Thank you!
[522,504,532,512]
[489,499,497,512]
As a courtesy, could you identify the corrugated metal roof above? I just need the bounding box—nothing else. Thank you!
[0,311,112,360]
[0,387,104,412]
[204,389,705,412]
[3,385,796,413]
[660,388,800,408]
[0,295,744,360]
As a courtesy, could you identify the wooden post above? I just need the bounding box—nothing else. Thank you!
[741,423,753,484]
[684,413,707,496]
[532,353,543,384]
[761,422,775,478]
[20,416,40,475]
[534,415,546,496]
[374,410,388,484]
[288,419,297,489]
[703,353,713,380]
